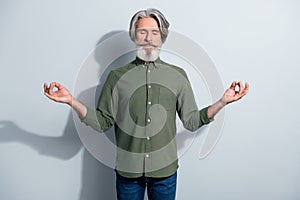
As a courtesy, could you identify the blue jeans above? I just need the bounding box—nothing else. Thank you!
[116,172,177,200]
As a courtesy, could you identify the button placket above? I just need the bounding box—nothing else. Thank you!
[145,64,152,164]
[146,64,153,123]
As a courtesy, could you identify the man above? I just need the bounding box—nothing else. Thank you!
[44,8,249,200]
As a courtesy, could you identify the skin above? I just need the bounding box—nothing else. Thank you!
[135,17,162,51]
[44,17,249,120]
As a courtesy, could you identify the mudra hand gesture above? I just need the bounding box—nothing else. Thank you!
[221,81,249,105]
[43,82,73,105]
[44,82,87,119]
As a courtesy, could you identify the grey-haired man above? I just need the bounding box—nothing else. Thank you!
[44,8,249,200]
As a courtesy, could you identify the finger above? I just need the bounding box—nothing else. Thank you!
[44,91,54,100]
[245,82,249,92]
[238,82,249,99]
[242,82,249,96]
[238,81,244,95]
[48,82,58,95]
[44,91,51,98]
[44,91,60,102]
[230,81,237,90]
[54,82,63,89]
[55,82,69,93]
[43,83,48,92]
[51,82,65,91]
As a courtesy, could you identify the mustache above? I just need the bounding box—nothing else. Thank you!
[135,42,160,48]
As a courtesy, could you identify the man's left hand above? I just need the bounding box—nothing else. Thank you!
[221,81,249,105]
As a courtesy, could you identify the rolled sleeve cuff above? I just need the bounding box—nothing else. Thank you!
[200,106,214,125]
[81,107,101,129]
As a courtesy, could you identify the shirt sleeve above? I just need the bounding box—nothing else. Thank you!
[176,69,214,132]
[81,71,117,132]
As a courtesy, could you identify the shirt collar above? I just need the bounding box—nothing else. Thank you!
[134,57,163,68]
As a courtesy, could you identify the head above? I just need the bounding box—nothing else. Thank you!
[129,8,170,61]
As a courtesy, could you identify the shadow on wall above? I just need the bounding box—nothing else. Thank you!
[0,117,116,200]
[0,31,127,200]
[0,31,203,200]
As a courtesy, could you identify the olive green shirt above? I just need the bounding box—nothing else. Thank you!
[82,57,213,178]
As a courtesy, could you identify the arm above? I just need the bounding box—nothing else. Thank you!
[177,70,213,131]
[44,78,116,133]
[207,81,249,119]
[43,82,87,119]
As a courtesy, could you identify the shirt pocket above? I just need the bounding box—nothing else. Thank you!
[158,87,176,111]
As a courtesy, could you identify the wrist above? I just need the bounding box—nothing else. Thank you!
[67,96,74,107]
[219,98,227,107]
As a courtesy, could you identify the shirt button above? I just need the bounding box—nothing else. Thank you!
[148,101,151,105]
[146,154,149,158]
[147,118,151,123]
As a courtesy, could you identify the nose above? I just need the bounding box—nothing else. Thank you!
[145,32,152,42]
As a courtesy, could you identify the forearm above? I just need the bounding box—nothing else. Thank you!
[68,97,87,120]
[207,99,226,119]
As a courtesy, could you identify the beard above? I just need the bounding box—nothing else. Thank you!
[136,42,161,62]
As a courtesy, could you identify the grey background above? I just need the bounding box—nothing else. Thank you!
[0,0,299,200]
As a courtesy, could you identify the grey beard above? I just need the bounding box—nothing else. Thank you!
[136,46,160,62]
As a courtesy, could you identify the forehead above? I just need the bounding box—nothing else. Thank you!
[136,17,159,29]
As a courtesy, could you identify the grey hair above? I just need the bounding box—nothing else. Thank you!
[129,8,170,43]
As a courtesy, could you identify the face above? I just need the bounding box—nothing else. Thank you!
[135,17,162,61]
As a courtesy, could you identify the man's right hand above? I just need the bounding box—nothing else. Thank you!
[44,82,87,119]
[43,82,72,105]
